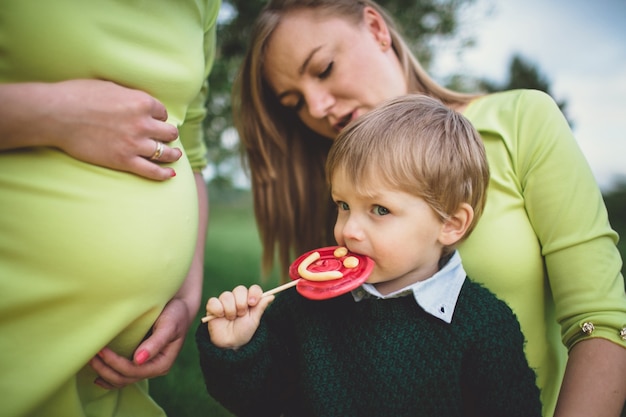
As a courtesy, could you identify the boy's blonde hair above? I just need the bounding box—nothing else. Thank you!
[326,95,489,241]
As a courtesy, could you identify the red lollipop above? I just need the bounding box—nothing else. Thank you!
[201,246,374,322]
[289,246,374,300]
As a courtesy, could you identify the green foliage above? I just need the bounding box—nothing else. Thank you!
[377,0,476,67]
[480,55,551,92]
[216,0,475,64]
[477,53,572,126]
[603,180,626,275]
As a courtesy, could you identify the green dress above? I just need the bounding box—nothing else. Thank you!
[0,1,220,416]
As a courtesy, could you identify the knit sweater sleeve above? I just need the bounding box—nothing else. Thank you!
[195,298,296,417]
[458,281,542,417]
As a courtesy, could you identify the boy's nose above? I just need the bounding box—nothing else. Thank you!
[340,216,365,242]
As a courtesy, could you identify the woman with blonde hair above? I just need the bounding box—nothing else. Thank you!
[228,1,626,416]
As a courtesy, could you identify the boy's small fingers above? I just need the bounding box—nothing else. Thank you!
[229,286,251,316]
[205,297,224,317]
[256,295,275,315]
[218,292,237,320]
[248,285,264,305]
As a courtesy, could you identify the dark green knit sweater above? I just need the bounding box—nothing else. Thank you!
[196,279,541,417]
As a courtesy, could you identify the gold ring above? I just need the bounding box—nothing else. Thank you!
[150,140,165,161]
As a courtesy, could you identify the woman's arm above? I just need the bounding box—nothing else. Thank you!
[0,80,182,180]
[515,90,626,415]
[555,338,626,417]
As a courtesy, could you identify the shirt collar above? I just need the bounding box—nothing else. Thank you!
[351,251,466,324]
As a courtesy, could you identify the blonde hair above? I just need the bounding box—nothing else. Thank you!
[234,0,481,278]
[326,95,489,250]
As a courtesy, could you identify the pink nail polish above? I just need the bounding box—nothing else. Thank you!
[135,349,150,365]
[170,169,176,178]
[97,350,105,358]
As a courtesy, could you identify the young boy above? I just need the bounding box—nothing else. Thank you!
[196,95,542,417]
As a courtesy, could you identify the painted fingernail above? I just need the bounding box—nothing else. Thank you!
[170,169,176,178]
[97,350,105,358]
[135,349,150,365]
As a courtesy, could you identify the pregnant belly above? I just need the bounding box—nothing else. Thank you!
[0,147,199,355]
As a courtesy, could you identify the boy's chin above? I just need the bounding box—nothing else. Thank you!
[365,271,386,285]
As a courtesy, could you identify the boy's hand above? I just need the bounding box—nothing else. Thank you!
[205,285,274,349]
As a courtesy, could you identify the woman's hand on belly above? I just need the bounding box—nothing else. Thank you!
[89,297,193,389]
[0,80,182,181]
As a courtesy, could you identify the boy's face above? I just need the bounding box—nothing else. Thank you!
[331,170,446,295]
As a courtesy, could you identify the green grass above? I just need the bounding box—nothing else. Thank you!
[150,188,279,417]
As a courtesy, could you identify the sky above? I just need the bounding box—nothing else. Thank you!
[430,0,626,191]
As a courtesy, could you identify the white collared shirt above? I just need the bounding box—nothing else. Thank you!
[351,251,466,324]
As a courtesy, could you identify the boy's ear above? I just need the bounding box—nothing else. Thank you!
[439,203,474,247]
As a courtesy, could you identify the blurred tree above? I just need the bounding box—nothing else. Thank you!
[478,53,572,126]
[444,54,571,124]
[603,180,626,277]
[204,0,477,189]
[604,180,626,235]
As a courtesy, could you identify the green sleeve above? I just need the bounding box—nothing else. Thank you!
[515,90,626,348]
[179,0,219,171]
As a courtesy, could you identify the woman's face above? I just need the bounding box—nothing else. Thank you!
[263,7,408,139]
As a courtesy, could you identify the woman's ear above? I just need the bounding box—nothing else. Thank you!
[439,203,474,247]
[363,6,391,50]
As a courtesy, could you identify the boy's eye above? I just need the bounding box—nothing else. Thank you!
[374,205,389,216]
[337,201,349,211]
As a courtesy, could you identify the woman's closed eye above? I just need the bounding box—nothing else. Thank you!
[318,61,333,79]
[278,93,304,112]
[281,62,333,111]
[291,97,305,112]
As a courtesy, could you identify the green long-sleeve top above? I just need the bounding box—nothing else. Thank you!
[196,278,542,417]
[459,90,626,416]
